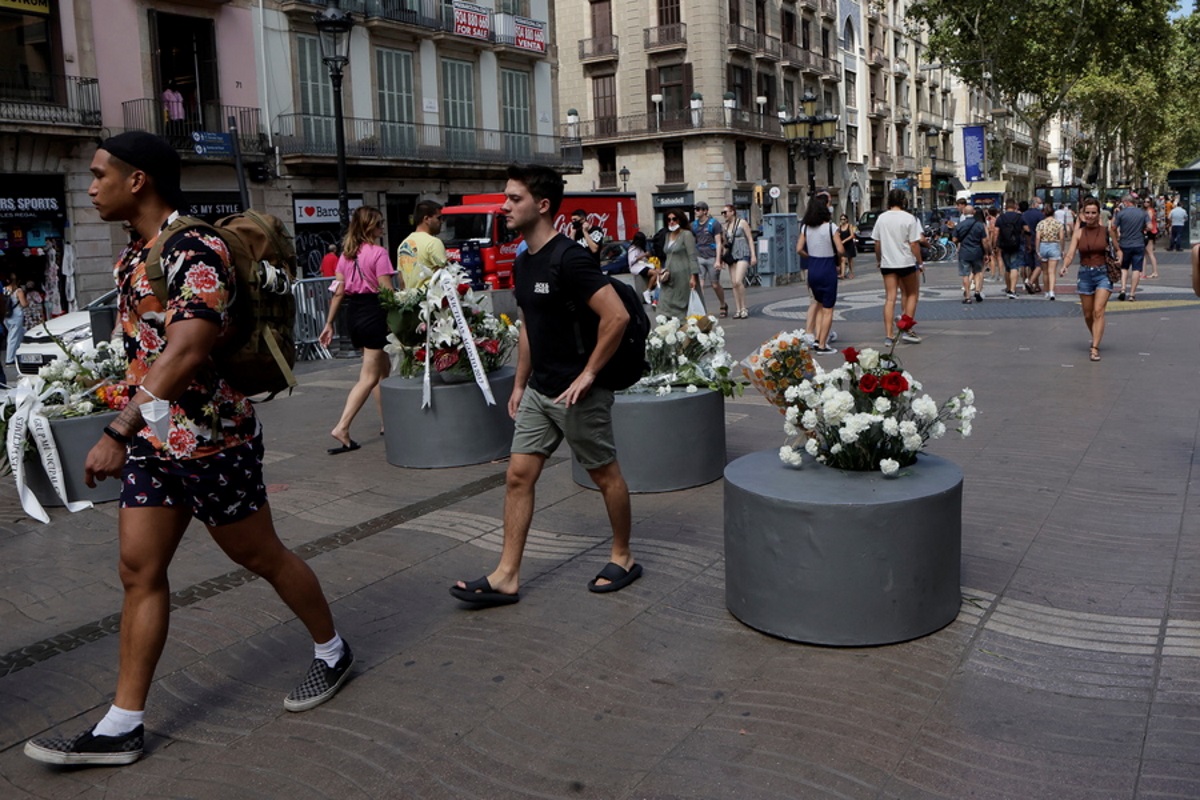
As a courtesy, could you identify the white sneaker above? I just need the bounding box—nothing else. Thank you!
[901,331,922,344]
[1046,292,1056,301]
[643,290,653,305]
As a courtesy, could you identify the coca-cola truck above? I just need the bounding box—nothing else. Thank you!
[439,192,639,289]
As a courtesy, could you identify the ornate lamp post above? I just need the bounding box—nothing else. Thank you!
[313,6,354,235]
[926,128,940,209]
[782,89,840,204]
[619,165,630,192]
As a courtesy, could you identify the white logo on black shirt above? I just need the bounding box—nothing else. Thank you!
[534,281,550,294]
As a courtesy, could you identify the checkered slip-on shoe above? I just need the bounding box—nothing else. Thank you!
[284,641,354,712]
[24,724,144,766]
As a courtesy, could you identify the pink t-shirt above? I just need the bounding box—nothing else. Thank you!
[336,242,395,294]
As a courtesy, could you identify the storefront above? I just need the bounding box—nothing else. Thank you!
[292,196,364,278]
[652,190,695,230]
[0,175,70,313]
[185,191,244,224]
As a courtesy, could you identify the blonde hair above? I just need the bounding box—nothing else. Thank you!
[341,206,383,260]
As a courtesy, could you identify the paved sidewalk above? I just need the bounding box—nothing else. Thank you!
[1,252,1198,798]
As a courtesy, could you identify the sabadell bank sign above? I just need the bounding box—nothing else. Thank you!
[293,197,363,225]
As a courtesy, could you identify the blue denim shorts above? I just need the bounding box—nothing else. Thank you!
[1076,266,1112,296]
[1121,246,1145,272]
[957,259,983,277]
[1039,242,1062,260]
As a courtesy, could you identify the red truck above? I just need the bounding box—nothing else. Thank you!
[439,191,639,289]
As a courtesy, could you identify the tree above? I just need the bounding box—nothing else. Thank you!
[904,0,1174,178]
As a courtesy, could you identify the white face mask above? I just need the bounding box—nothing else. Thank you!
[668,223,680,232]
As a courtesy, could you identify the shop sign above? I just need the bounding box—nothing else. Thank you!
[453,1,491,40]
[514,17,546,52]
[186,192,244,223]
[731,190,752,206]
[0,176,66,222]
[652,191,694,209]
[293,197,364,225]
[0,0,51,15]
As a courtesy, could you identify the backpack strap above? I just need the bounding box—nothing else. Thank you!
[546,235,588,356]
[143,215,213,307]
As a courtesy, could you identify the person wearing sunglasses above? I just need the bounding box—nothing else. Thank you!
[721,205,755,318]
[691,202,726,316]
[655,207,700,321]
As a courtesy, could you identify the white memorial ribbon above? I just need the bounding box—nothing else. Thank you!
[439,273,495,406]
[6,378,91,523]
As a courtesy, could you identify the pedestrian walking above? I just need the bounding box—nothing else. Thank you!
[1022,198,1044,293]
[796,197,844,353]
[451,164,639,606]
[837,213,857,279]
[396,201,447,290]
[1143,198,1160,279]
[24,131,352,768]
[953,206,987,303]
[721,204,756,318]
[872,188,925,344]
[319,205,398,453]
[4,270,28,366]
[655,208,700,321]
[1060,196,1117,362]
[1034,204,1065,301]
[691,201,725,316]
[1168,201,1188,251]
[1112,194,1148,300]
[996,200,1025,298]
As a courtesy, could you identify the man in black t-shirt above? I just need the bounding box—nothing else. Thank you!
[451,165,641,607]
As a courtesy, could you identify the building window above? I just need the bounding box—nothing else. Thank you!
[845,71,857,109]
[787,151,796,185]
[376,48,414,152]
[598,146,617,188]
[783,78,795,113]
[801,19,810,50]
[761,144,772,184]
[501,68,531,158]
[821,27,830,58]
[591,0,612,40]
[497,0,529,14]
[755,0,767,34]
[727,63,751,109]
[658,0,680,26]
[298,35,334,146]
[843,19,855,50]
[847,125,858,162]
[442,58,476,154]
[664,140,684,183]
[593,73,617,136]
[756,72,776,110]
[728,0,741,27]
[781,10,796,45]
[736,140,747,181]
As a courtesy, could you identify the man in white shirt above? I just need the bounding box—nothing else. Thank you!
[1054,203,1075,239]
[873,189,925,344]
[1169,203,1189,251]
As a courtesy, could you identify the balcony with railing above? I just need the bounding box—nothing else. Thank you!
[867,98,891,118]
[579,35,619,63]
[276,113,582,171]
[0,69,101,128]
[123,99,266,156]
[644,23,687,51]
[870,152,894,170]
[867,47,889,69]
[366,0,442,32]
[781,42,814,70]
[917,109,937,128]
[729,26,780,60]
[819,0,836,18]
[817,56,841,81]
[897,155,917,172]
[563,106,785,143]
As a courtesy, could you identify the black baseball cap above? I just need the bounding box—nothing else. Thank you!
[99,130,187,209]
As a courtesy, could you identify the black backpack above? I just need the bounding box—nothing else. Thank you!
[997,214,1022,252]
[546,236,649,391]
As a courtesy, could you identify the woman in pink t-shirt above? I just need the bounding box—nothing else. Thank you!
[319,206,397,454]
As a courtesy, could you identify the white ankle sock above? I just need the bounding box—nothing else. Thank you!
[314,632,344,667]
[93,704,144,737]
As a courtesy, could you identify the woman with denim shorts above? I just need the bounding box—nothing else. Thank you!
[1034,205,1064,301]
[1060,196,1117,362]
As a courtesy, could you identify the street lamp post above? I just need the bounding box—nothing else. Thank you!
[619,165,630,192]
[926,129,939,209]
[781,89,840,204]
[313,7,354,237]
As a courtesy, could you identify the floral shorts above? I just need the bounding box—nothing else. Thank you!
[120,434,267,527]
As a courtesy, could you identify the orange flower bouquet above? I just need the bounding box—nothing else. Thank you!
[742,330,817,412]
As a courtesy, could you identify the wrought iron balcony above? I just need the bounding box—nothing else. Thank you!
[564,106,786,143]
[868,47,890,69]
[728,25,779,59]
[870,152,894,170]
[276,113,582,171]
[579,35,619,62]
[0,69,100,127]
[122,99,267,155]
[644,23,686,51]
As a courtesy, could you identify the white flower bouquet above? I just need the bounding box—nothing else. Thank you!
[776,340,977,475]
[628,314,742,397]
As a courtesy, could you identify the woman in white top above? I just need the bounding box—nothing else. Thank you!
[795,198,844,354]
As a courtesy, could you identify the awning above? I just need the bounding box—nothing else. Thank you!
[968,181,1008,194]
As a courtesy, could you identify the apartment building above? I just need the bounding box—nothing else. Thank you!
[556,0,966,229]
[1,0,578,298]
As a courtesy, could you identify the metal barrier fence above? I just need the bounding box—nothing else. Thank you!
[293,277,338,361]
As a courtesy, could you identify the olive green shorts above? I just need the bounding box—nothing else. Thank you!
[511,385,617,469]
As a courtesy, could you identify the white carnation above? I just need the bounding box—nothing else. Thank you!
[685,384,698,394]
[801,409,818,428]
[912,395,938,421]
[962,388,975,405]
[874,396,892,413]
[779,445,804,467]
[822,391,855,424]
[961,420,973,437]
[880,458,899,476]
[899,420,918,437]
[882,417,900,436]
[805,437,820,456]
[830,443,843,455]
[902,434,923,451]
[931,421,947,438]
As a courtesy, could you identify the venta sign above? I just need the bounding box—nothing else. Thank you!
[514,17,545,52]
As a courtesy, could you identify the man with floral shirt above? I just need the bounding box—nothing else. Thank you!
[24,132,352,768]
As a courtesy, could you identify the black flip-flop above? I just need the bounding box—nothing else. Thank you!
[327,440,360,455]
[449,576,519,606]
[587,562,643,594]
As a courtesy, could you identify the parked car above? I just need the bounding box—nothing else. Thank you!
[599,240,632,274]
[853,210,880,253]
[15,290,118,376]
